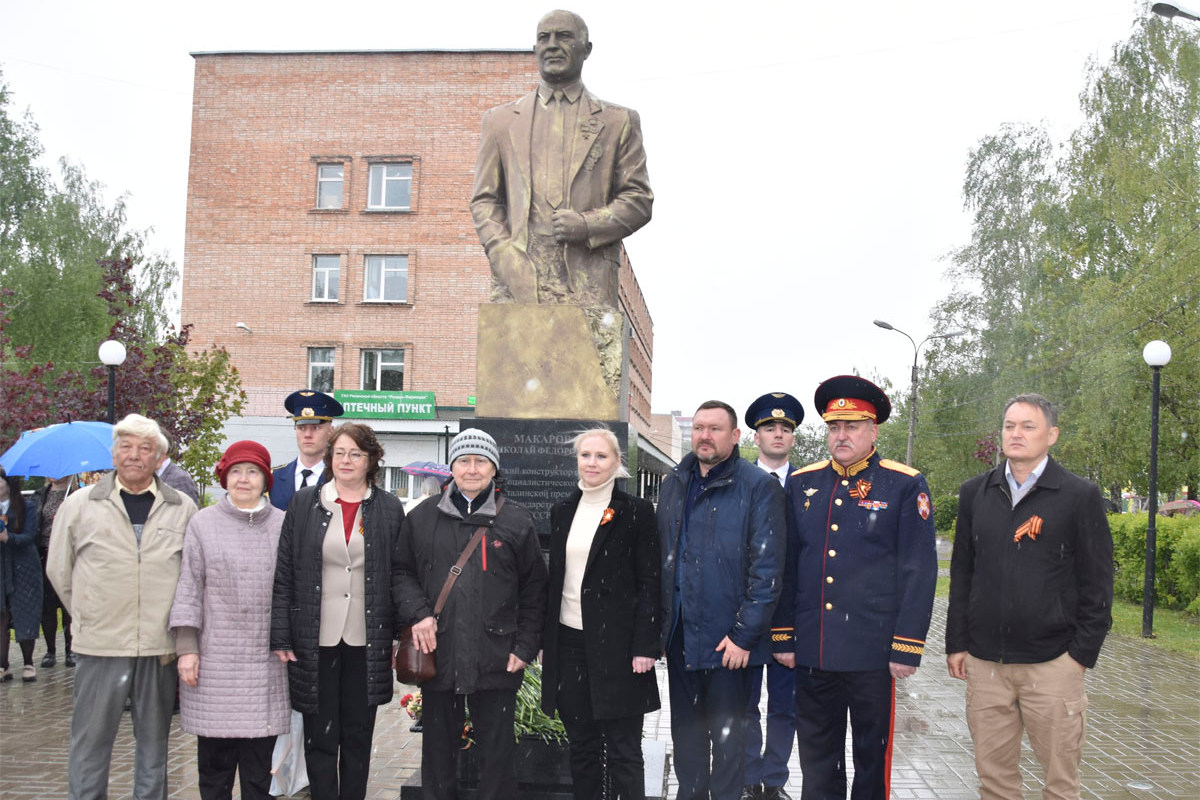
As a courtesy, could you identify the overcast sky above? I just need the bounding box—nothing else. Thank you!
[0,0,1154,429]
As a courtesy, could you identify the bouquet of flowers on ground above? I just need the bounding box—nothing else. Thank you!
[400,692,422,720]
[397,664,566,744]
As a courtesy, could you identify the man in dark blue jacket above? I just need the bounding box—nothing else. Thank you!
[659,400,786,800]
[774,376,937,800]
[946,393,1113,800]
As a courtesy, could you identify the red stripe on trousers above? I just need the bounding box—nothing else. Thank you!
[884,676,896,798]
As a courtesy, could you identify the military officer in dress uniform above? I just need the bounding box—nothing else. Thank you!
[773,376,937,800]
[741,392,804,800]
[269,390,344,511]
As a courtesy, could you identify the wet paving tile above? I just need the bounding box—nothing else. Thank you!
[2,598,1196,799]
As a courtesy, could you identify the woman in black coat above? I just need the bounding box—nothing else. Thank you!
[1,468,43,683]
[270,423,404,800]
[542,428,661,800]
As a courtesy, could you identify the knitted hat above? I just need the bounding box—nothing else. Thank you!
[448,429,500,469]
[215,440,274,491]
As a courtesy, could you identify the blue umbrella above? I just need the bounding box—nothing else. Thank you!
[400,460,452,478]
[0,421,115,479]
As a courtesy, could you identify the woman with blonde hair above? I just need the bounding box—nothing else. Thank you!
[542,427,661,800]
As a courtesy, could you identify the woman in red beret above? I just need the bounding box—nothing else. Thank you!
[169,440,289,800]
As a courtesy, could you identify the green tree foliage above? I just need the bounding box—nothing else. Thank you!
[791,423,830,466]
[1,259,246,493]
[920,14,1199,501]
[0,75,245,491]
[0,73,176,373]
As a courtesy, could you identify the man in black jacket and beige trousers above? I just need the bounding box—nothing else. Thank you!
[946,393,1114,800]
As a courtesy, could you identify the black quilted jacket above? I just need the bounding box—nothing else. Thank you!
[270,484,405,714]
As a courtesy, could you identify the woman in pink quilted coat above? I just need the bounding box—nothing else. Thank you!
[170,441,290,800]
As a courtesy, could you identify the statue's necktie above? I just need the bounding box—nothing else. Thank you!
[548,91,566,209]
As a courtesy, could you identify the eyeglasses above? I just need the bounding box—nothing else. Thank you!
[332,449,367,462]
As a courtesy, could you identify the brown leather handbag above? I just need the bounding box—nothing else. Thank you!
[395,520,490,685]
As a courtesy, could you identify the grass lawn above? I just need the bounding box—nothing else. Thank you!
[936,560,951,598]
[1108,598,1200,659]
[936,560,1200,660]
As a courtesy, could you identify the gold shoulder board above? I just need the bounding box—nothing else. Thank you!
[879,458,920,477]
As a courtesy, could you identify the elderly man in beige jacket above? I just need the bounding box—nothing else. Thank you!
[48,413,197,800]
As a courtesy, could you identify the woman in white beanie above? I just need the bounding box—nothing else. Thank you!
[394,428,547,800]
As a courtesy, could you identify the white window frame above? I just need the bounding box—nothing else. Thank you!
[312,255,340,301]
[308,347,335,392]
[367,163,412,210]
[381,466,411,499]
[316,163,344,209]
[361,349,405,391]
[363,255,408,302]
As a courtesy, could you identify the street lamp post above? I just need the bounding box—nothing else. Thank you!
[1152,2,1200,21]
[873,320,963,466]
[98,340,127,424]
[1141,340,1172,638]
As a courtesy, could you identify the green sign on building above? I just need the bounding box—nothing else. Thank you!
[333,390,436,420]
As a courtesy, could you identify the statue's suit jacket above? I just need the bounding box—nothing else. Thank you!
[470,87,652,305]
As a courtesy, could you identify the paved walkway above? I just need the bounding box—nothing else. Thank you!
[2,598,1197,799]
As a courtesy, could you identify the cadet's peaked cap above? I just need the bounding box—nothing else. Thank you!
[814,375,891,424]
[744,392,804,430]
[284,390,344,425]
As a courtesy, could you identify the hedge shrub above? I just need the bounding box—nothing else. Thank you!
[1109,514,1200,614]
[933,494,958,538]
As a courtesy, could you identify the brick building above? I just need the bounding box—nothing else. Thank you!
[181,50,669,497]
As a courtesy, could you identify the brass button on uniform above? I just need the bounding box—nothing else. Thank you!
[831,524,839,532]
[841,480,849,486]
[825,602,833,610]
[835,498,843,506]
[828,549,837,557]
[826,576,834,584]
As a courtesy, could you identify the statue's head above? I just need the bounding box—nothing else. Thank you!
[535,10,592,86]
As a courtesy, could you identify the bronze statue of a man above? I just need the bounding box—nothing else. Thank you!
[471,9,653,307]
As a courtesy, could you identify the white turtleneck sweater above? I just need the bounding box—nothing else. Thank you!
[559,474,616,629]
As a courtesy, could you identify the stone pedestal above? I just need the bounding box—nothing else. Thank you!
[475,304,624,421]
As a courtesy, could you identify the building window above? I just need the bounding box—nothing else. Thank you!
[308,348,334,392]
[364,255,408,302]
[361,349,404,391]
[367,163,412,210]
[312,255,339,301]
[380,466,411,499]
[316,164,343,209]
